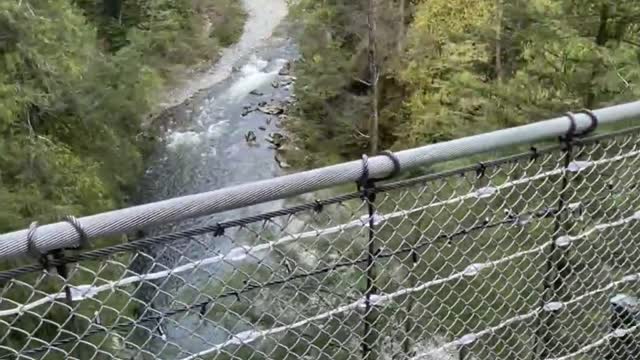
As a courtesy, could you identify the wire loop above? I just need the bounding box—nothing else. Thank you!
[576,108,599,137]
[63,216,89,250]
[375,150,401,182]
[358,154,370,189]
[561,112,578,142]
[26,222,41,260]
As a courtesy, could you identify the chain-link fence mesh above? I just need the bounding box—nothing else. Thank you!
[2,126,640,360]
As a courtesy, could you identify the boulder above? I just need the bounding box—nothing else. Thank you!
[274,153,291,169]
[266,132,288,148]
[258,103,285,115]
[278,61,291,76]
[245,131,257,144]
[241,107,254,117]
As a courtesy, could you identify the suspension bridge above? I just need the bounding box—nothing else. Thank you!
[1,101,640,359]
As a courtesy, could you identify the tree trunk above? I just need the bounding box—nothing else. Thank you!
[103,0,122,20]
[397,0,406,53]
[585,3,610,108]
[368,0,379,155]
[495,0,503,82]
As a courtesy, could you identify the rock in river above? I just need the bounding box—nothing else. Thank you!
[258,103,285,115]
[278,61,291,76]
[274,153,291,169]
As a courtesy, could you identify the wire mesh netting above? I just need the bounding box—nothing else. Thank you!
[1,127,640,360]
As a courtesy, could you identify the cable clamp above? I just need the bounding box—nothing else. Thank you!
[313,200,324,213]
[357,154,375,201]
[575,108,599,137]
[357,151,402,200]
[374,150,401,182]
[62,215,89,250]
[476,162,487,178]
[212,223,225,237]
[560,112,578,143]
[28,221,74,306]
[561,109,599,142]
[27,222,53,270]
[530,146,539,162]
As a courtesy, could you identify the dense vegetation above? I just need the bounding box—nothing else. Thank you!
[288,0,640,165]
[276,1,640,359]
[0,1,245,357]
[2,1,640,359]
[0,0,246,233]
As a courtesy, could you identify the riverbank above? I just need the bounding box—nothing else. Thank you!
[131,0,298,355]
[146,0,289,126]
[0,1,277,358]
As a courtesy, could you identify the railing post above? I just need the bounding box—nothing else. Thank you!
[362,182,379,360]
[535,113,580,359]
[26,223,78,328]
[401,247,419,358]
[359,155,380,360]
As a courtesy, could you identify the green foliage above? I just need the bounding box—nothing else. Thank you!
[284,2,640,357]
[287,0,367,164]
[0,0,246,355]
[209,0,247,46]
[0,0,247,234]
[0,0,124,232]
[290,0,640,161]
[401,0,640,147]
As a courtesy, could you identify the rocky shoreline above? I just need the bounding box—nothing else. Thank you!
[240,60,298,169]
[143,0,297,173]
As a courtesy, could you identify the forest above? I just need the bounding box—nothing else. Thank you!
[0,0,245,234]
[3,0,639,231]
[1,1,640,359]
[288,0,640,166]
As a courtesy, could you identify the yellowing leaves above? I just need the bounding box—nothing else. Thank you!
[412,0,494,37]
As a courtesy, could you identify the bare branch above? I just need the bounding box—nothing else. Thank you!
[353,77,372,87]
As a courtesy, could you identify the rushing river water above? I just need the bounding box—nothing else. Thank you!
[132,1,299,357]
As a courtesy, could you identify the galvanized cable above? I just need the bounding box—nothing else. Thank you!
[2,143,633,310]
[0,193,362,283]
[4,171,637,319]
[1,101,639,259]
[1,128,637,284]
[0,145,548,283]
[0,141,557,283]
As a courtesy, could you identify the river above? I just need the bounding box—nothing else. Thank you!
[131,1,299,358]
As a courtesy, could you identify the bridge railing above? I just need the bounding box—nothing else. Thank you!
[1,102,640,359]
